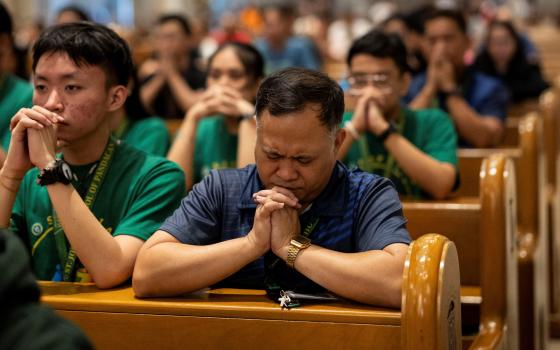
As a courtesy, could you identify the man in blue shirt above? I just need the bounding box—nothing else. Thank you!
[133,68,410,308]
[254,5,321,74]
[405,9,509,147]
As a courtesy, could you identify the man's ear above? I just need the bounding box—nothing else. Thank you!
[334,128,346,155]
[107,85,128,112]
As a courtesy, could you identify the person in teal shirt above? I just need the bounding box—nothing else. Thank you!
[110,69,170,157]
[0,22,184,287]
[0,4,33,163]
[168,42,264,189]
[337,30,458,199]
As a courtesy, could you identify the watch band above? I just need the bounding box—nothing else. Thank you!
[378,121,398,143]
[37,159,73,186]
[286,236,311,268]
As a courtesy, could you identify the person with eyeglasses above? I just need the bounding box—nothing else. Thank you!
[337,30,458,199]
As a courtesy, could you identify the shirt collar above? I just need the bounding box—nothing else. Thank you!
[238,162,348,217]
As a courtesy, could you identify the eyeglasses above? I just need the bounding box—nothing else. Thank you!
[347,73,394,93]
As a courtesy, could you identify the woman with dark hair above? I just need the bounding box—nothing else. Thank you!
[109,68,170,156]
[167,42,264,189]
[474,20,549,103]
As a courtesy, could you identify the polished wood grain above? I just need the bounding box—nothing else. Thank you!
[401,234,461,350]
[40,233,462,350]
[541,82,560,338]
[454,148,520,197]
[405,154,519,349]
[472,154,519,350]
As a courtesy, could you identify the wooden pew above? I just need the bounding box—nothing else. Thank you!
[40,233,461,350]
[541,80,560,338]
[455,114,550,349]
[404,154,519,350]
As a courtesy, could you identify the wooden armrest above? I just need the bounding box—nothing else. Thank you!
[401,233,461,350]
[470,327,504,349]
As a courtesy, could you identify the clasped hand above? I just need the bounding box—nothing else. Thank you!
[6,106,63,177]
[189,85,254,121]
[351,87,390,136]
[248,186,302,261]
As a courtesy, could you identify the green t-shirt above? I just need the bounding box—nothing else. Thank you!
[0,74,33,150]
[193,116,238,184]
[342,108,457,198]
[118,117,171,157]
[10,139,186,281]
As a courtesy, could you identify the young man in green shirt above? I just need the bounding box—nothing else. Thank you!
[0,22,185,288]
[0,4,33,164]
[338,30,458,199]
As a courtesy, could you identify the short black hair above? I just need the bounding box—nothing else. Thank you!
[157,14,192,36]
[347,29,410,73]
[208,42,265,83]
[56,5,90,22]
[255,68,344,132]
[32,22,133,87]
[423,8,467,34]
[0,3,13,35]
[405,5,436,34]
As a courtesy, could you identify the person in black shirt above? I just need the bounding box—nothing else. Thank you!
[474,20,549,104]
[139,15,206,119]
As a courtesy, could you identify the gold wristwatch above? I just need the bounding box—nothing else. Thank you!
[286,235,311,268]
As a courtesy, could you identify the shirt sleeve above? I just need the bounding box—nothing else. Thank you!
[354,177,411,250]
[296,37,322,70]
[159,170,223,245]
[475,78,509,122]
[112,161,185,241]
[403,73,427,104]
[126,118,170,157]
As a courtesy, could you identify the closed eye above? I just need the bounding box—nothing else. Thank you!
[65,85,82,92]
[295,157,312,165]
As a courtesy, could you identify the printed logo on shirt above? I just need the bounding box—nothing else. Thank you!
[31,223,44,236]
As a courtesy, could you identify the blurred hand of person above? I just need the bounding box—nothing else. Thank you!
[189,85,255,121]
[350,87,389,137]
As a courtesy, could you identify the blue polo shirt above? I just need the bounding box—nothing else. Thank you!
[404,67,509,146]
[254,36,321,75]
[160,161,410,292]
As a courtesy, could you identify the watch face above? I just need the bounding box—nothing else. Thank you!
[61,162,73,181]
[292,235,311,248]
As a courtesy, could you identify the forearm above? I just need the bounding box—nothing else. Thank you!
[446,96,504,147]
[408,85,436,109]
[0,169,22,228]
[293,244,408,307]
[167,72,202,112]
[167,114,198,189]
[133,233,263,297]
[384,134,456,198]
[236,118,256,168]
[47,183,133,288]
[140,75,166,113]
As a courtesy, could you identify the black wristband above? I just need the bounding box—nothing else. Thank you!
[378,122,398,143]
[37,159,73,186]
